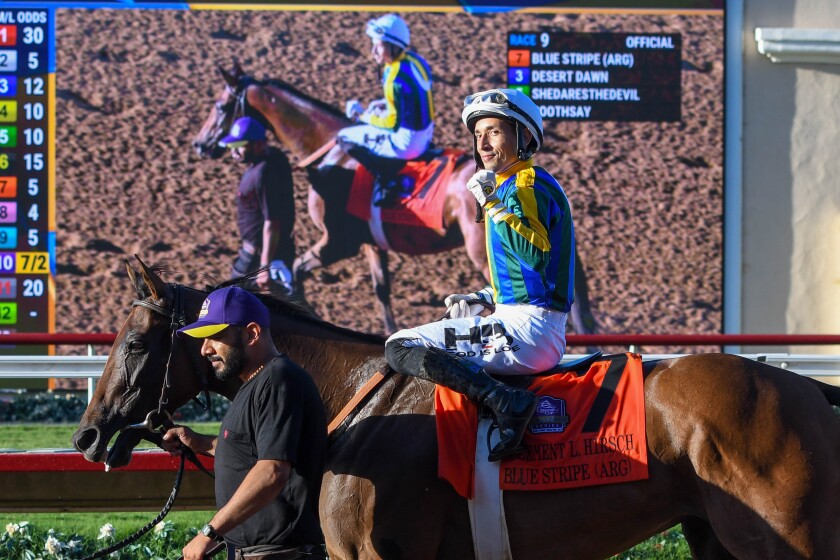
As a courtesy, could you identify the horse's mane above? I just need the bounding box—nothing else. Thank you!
[211,274,386,346]
[259,77,346,121]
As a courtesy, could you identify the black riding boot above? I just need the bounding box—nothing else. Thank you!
[372,175,400,207]
[386,342,537,462]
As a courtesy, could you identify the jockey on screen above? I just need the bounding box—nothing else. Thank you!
[333,13,435,207]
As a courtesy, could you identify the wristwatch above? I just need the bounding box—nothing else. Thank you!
[200,523,224,543]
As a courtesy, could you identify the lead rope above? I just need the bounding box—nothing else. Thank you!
[89,285,214,559]
[80,454,186,560]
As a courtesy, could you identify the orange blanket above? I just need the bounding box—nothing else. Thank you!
[345,149,459,230]
[436,353,648,499]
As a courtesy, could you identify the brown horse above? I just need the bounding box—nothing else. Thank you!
[191,62,597,337]
[74,259,840,559]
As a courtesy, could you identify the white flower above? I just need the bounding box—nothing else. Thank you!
[44,535,62,555]
[98,523,115,540]
[5,522,19,536]
[154,521,166,534]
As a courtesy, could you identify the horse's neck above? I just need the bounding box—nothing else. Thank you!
[286,335,384,421]
[249,83,346,160]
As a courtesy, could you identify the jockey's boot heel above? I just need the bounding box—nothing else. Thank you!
[373,178,400,208]
[480,386,538,462]
[416,347,536,462]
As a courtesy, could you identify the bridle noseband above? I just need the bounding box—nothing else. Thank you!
[124,284,211,434]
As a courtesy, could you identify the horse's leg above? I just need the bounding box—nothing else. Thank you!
[295,157,360,297]
[292,187,328,302]
[450,172,490,280]
[571,248,597,335]
[461,217,489,280]
[362,243,396,334]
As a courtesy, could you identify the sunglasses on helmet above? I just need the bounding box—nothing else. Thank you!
[463,90,511,108]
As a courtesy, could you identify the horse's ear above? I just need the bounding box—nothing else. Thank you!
[218,64,238,89]
[125,259,150,299]
[134,255,170,301]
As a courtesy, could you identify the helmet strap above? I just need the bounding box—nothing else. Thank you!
[472,135,484,169]
[516,122,533,161]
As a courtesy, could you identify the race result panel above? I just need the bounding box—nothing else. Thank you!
[0,7,53,353]
[508,32,682,122]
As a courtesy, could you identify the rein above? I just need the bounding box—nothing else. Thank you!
[81,455,189,560]
[85,285,215,559]
[327,369,391,435]
[127,284,212,434]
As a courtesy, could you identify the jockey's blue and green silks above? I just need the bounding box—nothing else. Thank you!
[483,160,575,313]
[368,51,435,132]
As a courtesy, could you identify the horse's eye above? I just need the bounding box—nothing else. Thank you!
[126,339,146,352]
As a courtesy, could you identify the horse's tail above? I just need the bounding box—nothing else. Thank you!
[804,376,840,408]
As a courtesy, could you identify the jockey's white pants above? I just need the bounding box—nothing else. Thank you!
[338,122,434,160]
[387,303,568,375]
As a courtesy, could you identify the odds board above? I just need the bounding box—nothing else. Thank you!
[0,7,53,354]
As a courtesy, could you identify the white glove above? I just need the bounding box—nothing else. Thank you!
[444,287,494,319]
[466,170,500,207]
[367,98,387,114]
[345,100,364,120]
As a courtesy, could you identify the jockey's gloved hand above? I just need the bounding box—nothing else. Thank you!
[466,170,500,207]
[367,98,387,113]
[345,100,364,121]
[445,286,494,319]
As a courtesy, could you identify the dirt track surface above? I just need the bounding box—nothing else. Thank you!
[54,8,723,354]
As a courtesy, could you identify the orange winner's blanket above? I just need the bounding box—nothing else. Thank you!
[435,353,649,499]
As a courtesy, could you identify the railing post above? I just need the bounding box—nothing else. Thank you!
[87,344,96,404]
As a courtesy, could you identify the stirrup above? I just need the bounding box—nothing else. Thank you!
[484,397,538,462]
[486,421,530,462]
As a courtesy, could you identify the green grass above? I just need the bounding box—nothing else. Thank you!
[1,423,223,558]
[0,422,221,450]
[1,423,691,558]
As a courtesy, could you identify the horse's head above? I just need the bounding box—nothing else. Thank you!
[72,258,228,470]
[192,61,243,159]
[192,60,272,160]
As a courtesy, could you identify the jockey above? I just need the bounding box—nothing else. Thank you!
[338,13,435,207]
[384,89,576,462]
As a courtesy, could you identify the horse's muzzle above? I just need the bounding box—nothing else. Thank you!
[192,141,225,160]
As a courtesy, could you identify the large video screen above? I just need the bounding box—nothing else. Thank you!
[2,2,725,353]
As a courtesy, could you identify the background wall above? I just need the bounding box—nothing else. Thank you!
[742,0,840,353]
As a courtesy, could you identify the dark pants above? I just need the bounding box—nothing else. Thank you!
[230,544,327,560]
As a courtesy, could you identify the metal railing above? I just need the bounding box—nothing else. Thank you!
[0,333,838,404]
[2,332,840,347]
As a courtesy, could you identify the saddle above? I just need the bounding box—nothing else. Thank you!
[492,351,603,390]
[436,352,650,497]
[345,148,464,229]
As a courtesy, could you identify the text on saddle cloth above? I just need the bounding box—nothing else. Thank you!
[435,353,649,499]
[345,149,459,229]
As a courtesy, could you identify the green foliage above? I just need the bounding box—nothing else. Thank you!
[1,518,204,559]
[1,518,690,559]
[0,391,229,424]
[610,527,690,559]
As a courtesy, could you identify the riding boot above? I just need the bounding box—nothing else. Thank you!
[372,175,400,208]
[419,347,537,462]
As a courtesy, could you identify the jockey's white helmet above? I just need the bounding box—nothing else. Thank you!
[366,14,410,50]
[462,88,544,159]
